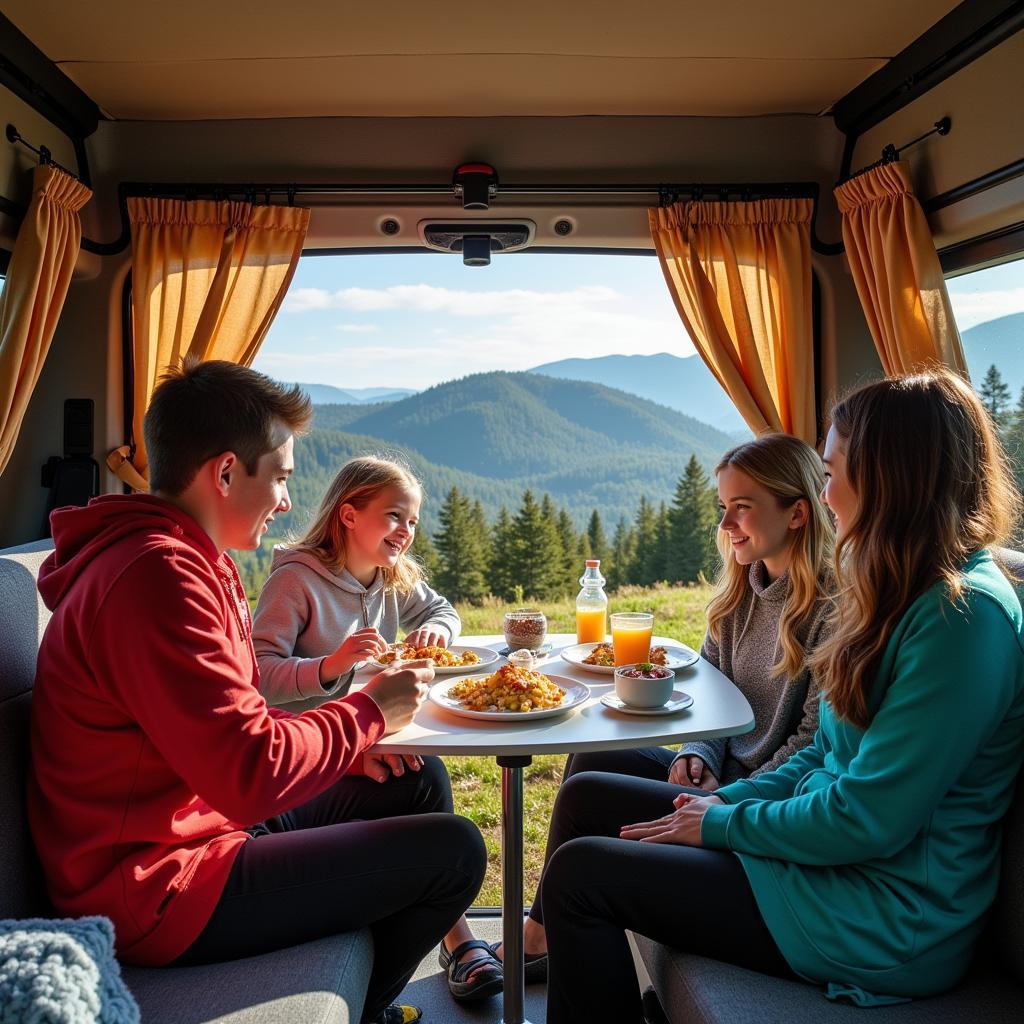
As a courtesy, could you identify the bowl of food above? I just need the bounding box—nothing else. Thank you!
[613,662,675,709]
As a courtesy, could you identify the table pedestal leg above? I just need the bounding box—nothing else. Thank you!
[497,754,534,1024]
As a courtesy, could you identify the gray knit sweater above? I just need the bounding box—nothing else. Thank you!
[252,547,461,705]
[679,561,832,785]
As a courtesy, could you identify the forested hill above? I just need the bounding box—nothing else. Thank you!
[311,371,734,478]
[271,371,734,534]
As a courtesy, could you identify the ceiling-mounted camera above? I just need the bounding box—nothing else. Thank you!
[452,162,498,210]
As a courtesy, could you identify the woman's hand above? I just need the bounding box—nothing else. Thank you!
[619,792,724,847]
[361,751,424,783]
[320,628,389,681]
[403,626,448,650]
[668,755,720,791]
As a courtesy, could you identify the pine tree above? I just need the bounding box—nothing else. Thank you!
[489,507,517,601]
[630,496,659,586]
[434,487,488,603]
[1005,386,1024,498]
[411,527,441,583]
[586,509,610,567]
[668,455,719,584]
[979,364,1012,431]
[607,516,636,591]
[470,499,492,574]
[512,490,564,600]
[556,507,580,597]
[645,501,671,584]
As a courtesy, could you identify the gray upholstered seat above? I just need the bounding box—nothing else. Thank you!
[635,546,1024,1024]
[0,541,373,1024]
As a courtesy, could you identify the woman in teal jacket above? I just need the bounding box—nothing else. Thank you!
[541,370,1024,1024]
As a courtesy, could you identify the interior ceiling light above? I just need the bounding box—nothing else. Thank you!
[420,221,536,267]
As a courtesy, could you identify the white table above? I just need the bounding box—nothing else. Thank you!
[364,633,754,1024]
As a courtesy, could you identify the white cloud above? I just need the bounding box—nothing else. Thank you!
[949,288,1024,332]
[335,323,380,333]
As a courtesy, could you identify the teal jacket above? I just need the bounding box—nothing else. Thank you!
[701,551,1024,1003]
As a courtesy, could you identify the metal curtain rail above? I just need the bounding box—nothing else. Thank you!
[923,157,1024,213]
[5,123,83,183]
[840,118,952,185]
[71,178,836,258]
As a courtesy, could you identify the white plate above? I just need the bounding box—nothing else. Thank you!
[560,642,700,675]
[600,690,694,716]
[369,645,499,674]
[428,673,591,721]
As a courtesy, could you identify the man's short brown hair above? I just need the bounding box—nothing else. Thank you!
[144,358,313,495]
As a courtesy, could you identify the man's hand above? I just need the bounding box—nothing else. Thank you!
[360,659,434,733]
[668,755,720,792]
[619,792,724,848]
[403,627,448,650]
[361,751,424,783]
[320,628,389,682]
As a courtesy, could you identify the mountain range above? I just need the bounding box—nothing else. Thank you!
[279,371,737,535]
[294,383,417,405]
[961,312,1024,393]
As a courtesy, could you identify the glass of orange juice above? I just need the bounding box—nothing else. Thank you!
[610,612,654,666]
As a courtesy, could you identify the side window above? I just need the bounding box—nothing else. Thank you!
[948,256,1024,499]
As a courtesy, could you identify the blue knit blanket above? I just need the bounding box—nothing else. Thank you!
[0,917,139,1023]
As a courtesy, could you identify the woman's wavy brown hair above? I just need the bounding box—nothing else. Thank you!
[707,433,835,681]
[290,455,424,595]
[810,369,1021,727]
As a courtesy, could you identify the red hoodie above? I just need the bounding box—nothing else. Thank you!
[27,495,386,965]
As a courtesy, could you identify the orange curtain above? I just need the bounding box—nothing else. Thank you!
[0,164,92,476]
[834,161,966,377]
[108,198,310,488]
[649,199,816,445]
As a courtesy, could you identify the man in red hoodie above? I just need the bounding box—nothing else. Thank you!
[28,359,486,1024]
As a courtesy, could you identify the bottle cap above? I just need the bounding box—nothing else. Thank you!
[585,559,600,567]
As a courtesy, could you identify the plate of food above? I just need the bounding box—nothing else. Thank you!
[428,665,591,721]
[370,644,499,674]
[561,641,699,675]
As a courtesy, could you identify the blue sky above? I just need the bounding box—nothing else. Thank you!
[252,251,1024,391]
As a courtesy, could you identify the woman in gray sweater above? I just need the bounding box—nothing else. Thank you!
[497,433,835,978]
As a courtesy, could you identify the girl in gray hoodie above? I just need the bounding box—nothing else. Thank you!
[252,455,504,1004]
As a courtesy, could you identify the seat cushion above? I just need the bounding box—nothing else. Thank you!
[122,931,373,1024]
[633,938,1024,1024]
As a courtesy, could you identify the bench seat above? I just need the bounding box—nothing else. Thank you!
[0,540,374,1024]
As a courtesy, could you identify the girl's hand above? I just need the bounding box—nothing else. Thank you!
[668,755,719,791]
[361,751,425,783]
[404,627,448,650]
[619,793,724,847]
[320,628,389,682]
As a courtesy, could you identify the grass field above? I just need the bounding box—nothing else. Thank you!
[443,582,713,906]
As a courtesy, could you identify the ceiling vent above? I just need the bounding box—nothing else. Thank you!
[419,221,536,267]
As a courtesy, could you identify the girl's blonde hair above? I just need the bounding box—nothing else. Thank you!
[706,433,835,681]
[809,369,1021,727]
[292,455,424,595]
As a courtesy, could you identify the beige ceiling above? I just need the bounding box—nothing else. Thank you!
[4,0,962,120]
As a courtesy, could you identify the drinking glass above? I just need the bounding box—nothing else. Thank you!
[610,612,654,666]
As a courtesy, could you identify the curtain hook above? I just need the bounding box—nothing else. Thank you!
[286,186,296,207]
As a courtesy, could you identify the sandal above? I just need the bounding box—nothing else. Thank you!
[489,940,548,984]
[438,938,504,1002]
[369,1004,422,1024]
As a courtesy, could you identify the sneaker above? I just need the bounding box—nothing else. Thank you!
[369,1004,423,1024]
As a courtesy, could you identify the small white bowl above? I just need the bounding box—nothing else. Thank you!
[613,663,675,708]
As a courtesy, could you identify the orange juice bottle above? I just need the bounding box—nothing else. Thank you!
[576,560,608,643]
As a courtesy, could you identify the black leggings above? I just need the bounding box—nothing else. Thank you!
[176,756,485,1023]
[537,762,794,1024]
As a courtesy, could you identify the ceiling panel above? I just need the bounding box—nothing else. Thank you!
[1,0,962,119]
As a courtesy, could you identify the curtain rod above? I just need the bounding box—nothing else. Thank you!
[5,122,82,182]
[840,117,951,184]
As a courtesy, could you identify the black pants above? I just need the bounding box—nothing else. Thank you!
[176,756,486,1023]
[538,764,794,1024]
[528,745,678,924]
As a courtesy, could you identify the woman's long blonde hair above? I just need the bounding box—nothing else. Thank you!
[809,370,1021,727]
[291,455,424,595]
[706,433,835,680]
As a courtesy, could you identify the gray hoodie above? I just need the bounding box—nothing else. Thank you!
[252,547,461,705]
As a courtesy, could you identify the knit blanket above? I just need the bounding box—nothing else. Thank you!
[0,917,139,1024]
